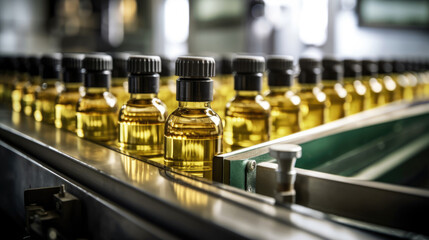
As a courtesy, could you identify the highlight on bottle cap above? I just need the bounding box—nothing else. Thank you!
[233,55,265,73]
[83,54,113,71]
[128,55,161,74]
[175,56,215,78]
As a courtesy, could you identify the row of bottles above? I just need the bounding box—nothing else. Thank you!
[1,53,429,180]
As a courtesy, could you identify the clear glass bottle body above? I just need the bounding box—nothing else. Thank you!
[110,77,129,109]
[164,101,223,180]
[224,91,270,152]
[55,83,82,132]
[264,87,301,139]
[76,87,118,141]
[343,77,367,115]
[158,76,177,114]
[34,79,60,124]
[118,93,167,156]
[362,76,386,109]
[322,81,348,122]
[297,84,326,130]
[11,73,29,112]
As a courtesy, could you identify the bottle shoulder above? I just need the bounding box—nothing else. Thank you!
[77,92,117,111]
[119,98,168,122]
[166,107,222,132]
[226,95,270,112]
[265,91,301,107]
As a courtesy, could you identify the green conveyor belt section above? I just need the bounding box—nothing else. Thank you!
[229,112,429,190]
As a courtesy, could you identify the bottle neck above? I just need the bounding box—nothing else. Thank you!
[112,77,127,86]
[64,82,82,90]
[236,90,260,97]
[299,83,320,90]
[268,86,292,92]
[86,87,109,94]
[178,101,210,109]
[130,93,157,99]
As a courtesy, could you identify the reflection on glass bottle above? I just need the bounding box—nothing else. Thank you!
[22,56,41,116]
[164,56,223,180]
[322,57,347,122]
[343,59,366,115]
[264,56,301,139]
[55,54,85,132]
[392,60,413,101]
[34,53,62,124]
[224,56,270,151]
[118,55,167,157]
[110,53,130,108]
[378,60,400,103]
[362,60,386,109]
[297,58,326,130]
[76,54,118,142]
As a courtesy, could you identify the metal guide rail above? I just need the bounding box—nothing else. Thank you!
[214,100,429,237]
[0,107,384,239]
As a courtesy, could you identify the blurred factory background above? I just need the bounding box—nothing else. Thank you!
[0,0,428,59]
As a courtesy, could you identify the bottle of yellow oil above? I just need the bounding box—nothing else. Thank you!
[11,56,30,113]
[403,60,420,100]
[392,60,412,101]
[34,53,62,124]
[343,59,366,114]
[362,60,386,109]
[297,57,326,130]
[212,54,234,120]
[118,55,167,157]
[21,56,41,116]
[420,60,429,98]
[110,53,130,108]
[224,56,270,152]
[55,54,85,132]
[164,56,222,180]
[322,57,348,122]
[264,55,301,139]
[76,54,118,142]
[378,60,400,103]
[158,56,177,113]
[411,59,426,99]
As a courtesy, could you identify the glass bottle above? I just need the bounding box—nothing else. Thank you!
[392,60,413,101]
[11,56,30,112]
[296,58,326,130]
[55,54,85,132]
[158,56,177,114]
[110,53,130,108]
[322,57,348,122]
[118,55,167,157]
[264,55,301,139]
[362,60,386,109]
[76,54,118,142]
[212,54,234,120]
[22,56,41,116]
[343,59,366,114]
[164,56,223,180]
[224,56,270,152]
[378,60,400,103]
[34,53,62,124]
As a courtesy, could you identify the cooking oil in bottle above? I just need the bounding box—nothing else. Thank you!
[343,59,366,114]
[11,56,30,112]
[411,59,426,99]
[297,58,326,130]
[322,57,348,122]
[22,56,41,116]
[34,53,62,124]
[392,60,412,101]
[158,56,177,113]
[118,55,167,157]
[55,54,85,132]
[164,56,222,180]
[378,60,400,103]
[212,54,234,120]
[362,60,386,109]
[224,56,270,152]
[76,54,118,142]
[264,55,301,139]
[110,53,130,108]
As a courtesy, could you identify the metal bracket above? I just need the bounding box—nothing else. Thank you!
[245,160,256,192]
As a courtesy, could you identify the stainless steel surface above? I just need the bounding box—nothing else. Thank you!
[255,162,429,236]
[0,109,382,239]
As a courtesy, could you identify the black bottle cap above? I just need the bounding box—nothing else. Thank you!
[41,53,62,79]
[392,60,405,73]
[176,56,215,102]
[322,57,343,82]
[266,55,294,87]
[343,59,362,79]
[298,57,322,84]
[28,56,41,77]
[111,52,130,78]
[160,56,174,77]
[17,56,29,73]
[219,54,233,75]
[83,54,112,88]
[175,56,215,78]
[233,55,265,91]
[362,59,378,77]
[62,53,85,83]
[128,55,161,94]
[378,60,393,74]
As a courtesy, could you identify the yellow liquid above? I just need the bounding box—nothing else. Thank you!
[297,85,326,130]
[264,88,301,139]
[362,76,386,109]
[380,75,400,103]
[76,88,118,141]
[34,81,59,124]
[111,78,130,109]
[343,78,366,115]
[392,73,413,101]
[118,95,167,156]
[55,86,81,132]
[11,83,25,112]
[158,76,177,114]
[164,102,223,180]
[322,81,347,122]
[22,83,40,116]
